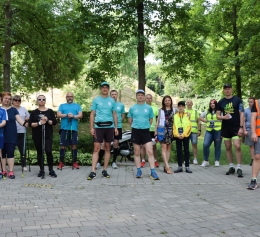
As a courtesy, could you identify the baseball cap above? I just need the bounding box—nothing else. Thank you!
[100,82,110,87]
[223,83,232,89]
[178,101,185,106]
[136,89,145,95]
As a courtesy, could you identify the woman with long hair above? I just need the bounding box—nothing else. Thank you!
[1,92,27,179]
[155,96,176,174]
[200,99,222,167]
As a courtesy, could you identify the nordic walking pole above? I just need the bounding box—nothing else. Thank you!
[21,129,26,178]
[27,129,31,172]
[69,118,74,170]
[0,156,4,180]
[41,124,45,179]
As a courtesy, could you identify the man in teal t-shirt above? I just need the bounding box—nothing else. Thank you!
[128,89,159,180]
[57,92,83,170]
[87,82,118,180]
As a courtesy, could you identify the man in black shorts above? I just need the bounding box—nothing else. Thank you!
[128,89,159,180]
[216,84,244,177]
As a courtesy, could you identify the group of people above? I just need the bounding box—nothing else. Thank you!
[0,82,259,190]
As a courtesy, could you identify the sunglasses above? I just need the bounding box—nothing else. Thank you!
[38,98,46,101]
[14,99,21,102]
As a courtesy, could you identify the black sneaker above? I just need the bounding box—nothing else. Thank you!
[38,170,45,177]
[185,167,192,173]
[237,168,243,178]
[226,167,235,175]
[174,167,183,173]
[49,170,57,178]
[87,172,96,180]
[247,179,257,190]
[102,170,110,178]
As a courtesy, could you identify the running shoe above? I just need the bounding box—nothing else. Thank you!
[73,162,80,169]
[215,161,220,167]
[112,162,118,169]
[201,161,209,167]
[96,162,101,169]
[237,168,243,178]
[174,167,183,173]
[8,171,15,179]
[87,172,96,180]
[193,158,198,165]
[102,170,110,178]
[141,161,145,168]
[38,170,45,177]
[23,167,28,171]
[150,171,160,180]
[154,161,159,168]
[2,171,7,178]
[136,169,142,178]
[247,179,257,190]
[226,167,235,175]
[49,170,57,178]
[57,162,64,170]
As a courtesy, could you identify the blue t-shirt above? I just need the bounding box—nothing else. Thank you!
[58,103,82,131]
[114,102,125,129]
[4,107,19,144]
[0,108,7,137]
[91,96,116,128]
[244,107,251,131]
[128,103,154,129]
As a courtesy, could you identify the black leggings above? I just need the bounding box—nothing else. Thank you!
[33,138,54,171]
[17,133,26,167]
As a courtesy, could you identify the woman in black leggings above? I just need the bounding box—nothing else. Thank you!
[29,95,57,178]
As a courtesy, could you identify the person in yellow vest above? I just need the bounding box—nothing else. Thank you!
[186,100,201,165]
[173,101,192,173]
[247,99,260,190]
[199,99,222,167]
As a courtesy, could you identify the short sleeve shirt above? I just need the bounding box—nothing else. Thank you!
[114,102,125,129]
[128,103,154,129]
[16,106,30,133]
[58,103,82,131]
[0,108,7,137]
[91,96,116,128]
[244,107,252,131]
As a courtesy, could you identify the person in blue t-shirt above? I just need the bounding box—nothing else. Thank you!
[57,92,83,170]
[87,82,118,180]
[128,89,159,180]
[0,106,7,179]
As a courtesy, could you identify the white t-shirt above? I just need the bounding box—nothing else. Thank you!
[15,106,30,133]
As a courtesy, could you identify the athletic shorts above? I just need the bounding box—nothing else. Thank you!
[0,136,3,149]
[94,128,114,143]
[150,131,155,139]
[114,128,122,140]
[190,132,198,145]
[131,128,151,145]
[60,129,78,146]
[2,143,16,158]
[221,125,240,139]
[244,131,254,146]
[254,138,260,155]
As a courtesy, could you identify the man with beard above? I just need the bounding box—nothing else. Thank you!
[57,92,83,170]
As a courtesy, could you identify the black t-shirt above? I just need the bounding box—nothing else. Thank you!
[29,109,57,140]
[216,96,243,126]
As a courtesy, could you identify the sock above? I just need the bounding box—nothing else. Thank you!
[154,159,157,162]
[98,149,105,164]
[60,149,65,163]
[237,164,241,170]
[252,177,257,181]
[72,149,77,163]
[142,159,145,162]
[229,163,234,168]
[113,148,120,163]
[151,168,155,173]
[137,167,141,172]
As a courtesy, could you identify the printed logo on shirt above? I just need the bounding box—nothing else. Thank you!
[144,109,148,113]
[224,102,234,114]
[108,102,111,106]
[117,106,121,110]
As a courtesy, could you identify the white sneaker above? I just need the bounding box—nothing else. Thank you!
[112,162,118,169]
[215,161,220,167]
[23,167,28,171]
[201,161,209,167]
[193,158,198,165]
[96,162,101,169]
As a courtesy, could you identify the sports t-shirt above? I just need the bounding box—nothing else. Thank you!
[4,107,19,144]
[114,102,125,129]
[244,107,252,132]
[0,108,7,137]
[58,103,82,131]
[216,96,244,126]
[149,104,158,132]
[128,103,154,129]
[91,96,116,128]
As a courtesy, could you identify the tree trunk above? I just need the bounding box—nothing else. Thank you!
[3,0,12,92]
[137,1,146,91]
[232,4,242,98]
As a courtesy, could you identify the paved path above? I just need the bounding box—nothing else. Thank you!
[0,163,259,237]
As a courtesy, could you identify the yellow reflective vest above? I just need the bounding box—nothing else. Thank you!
[173,112,191,138]
[205,113,222,131]
[186,109,198,133]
